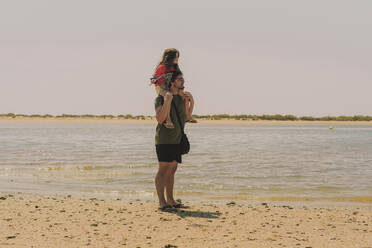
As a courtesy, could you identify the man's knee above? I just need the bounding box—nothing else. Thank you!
[172,164,178,174]
[166,161,178,175]
[157,163,169,177]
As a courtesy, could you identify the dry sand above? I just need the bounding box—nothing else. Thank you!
[1,193,372,248]
[1,116,372,125]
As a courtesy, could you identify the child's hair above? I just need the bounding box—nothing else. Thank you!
[157,48,181,72]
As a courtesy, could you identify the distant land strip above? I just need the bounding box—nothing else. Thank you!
[1,113,372,121]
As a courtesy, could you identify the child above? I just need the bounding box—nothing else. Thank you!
[150,48,197,128]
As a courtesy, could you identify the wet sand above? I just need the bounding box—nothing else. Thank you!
[1,193,372,247]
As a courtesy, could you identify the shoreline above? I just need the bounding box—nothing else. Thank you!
[1,116,372,125]
[1,192,371,247]
[2,188,372,206]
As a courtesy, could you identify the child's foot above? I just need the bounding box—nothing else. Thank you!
[164,120,175,129]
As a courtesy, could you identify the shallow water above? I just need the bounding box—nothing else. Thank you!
[1,122,372,202]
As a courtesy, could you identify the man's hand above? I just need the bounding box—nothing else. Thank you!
[164,91,173,102]
[183,91,193,102]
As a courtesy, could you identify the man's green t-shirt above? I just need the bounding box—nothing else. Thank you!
[154,95,186,145]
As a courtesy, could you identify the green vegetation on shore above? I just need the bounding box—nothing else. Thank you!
[191,114,372,121]
[1,113,372,121]
[0,113,148,120]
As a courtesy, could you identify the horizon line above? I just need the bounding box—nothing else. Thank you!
[1,113,372,121]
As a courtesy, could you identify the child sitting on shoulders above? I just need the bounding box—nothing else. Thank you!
[150,48,197,128]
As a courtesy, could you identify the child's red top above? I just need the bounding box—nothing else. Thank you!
[153,64,175,87]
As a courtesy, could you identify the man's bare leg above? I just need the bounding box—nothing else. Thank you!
[165,161,178,206]
[155,162,170,208]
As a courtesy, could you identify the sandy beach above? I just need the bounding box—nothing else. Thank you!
[1,116,372,125]
[1,193,371,248]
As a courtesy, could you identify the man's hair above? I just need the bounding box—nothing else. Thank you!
[170,70,183,84]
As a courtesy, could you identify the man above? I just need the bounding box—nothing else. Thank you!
[154,71,193,211]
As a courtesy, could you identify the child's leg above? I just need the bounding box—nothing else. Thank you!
[185,92,197,123]
[185,98,191,119]
[164,112,174,128]
[156,86,174,128]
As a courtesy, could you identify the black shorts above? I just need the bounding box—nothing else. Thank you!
[156,144,182,164]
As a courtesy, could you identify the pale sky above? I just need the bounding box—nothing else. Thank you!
[1,0,371,116]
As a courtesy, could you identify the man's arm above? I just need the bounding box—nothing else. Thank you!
[155,92,173,124]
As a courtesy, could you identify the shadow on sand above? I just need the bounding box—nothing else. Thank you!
[168,208,221,219]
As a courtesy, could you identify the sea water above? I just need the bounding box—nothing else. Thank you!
[1,122,372,203]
